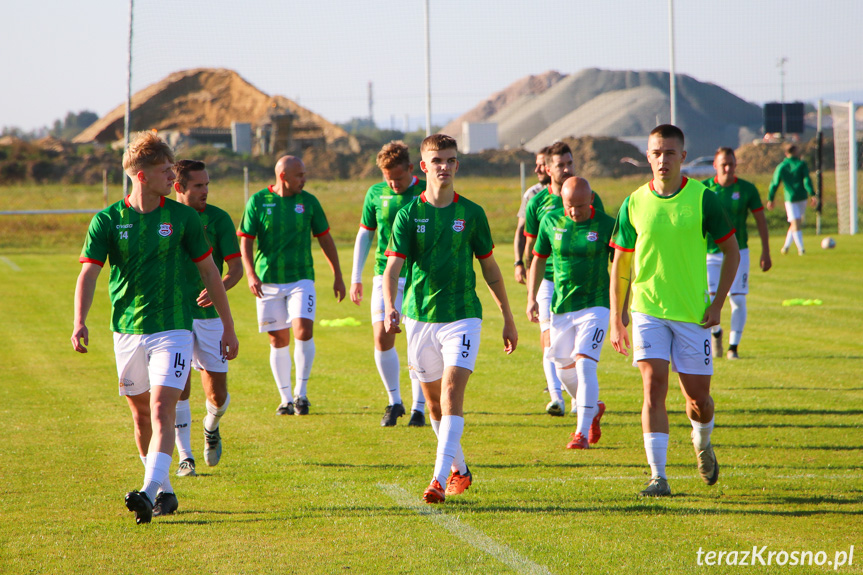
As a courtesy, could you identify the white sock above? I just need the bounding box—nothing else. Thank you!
[374,347,401,405]
[174,399,193,461]
[783,230,793,250]
[793,230,804,252]
[557,365,579,400]
[575,358,599,437]
[429,418,466,474]
[543,351,564,403]
[643,432,669,479]
[140,455,172,494]
[293,338,315,398]
[729,295,746,346]
[142,451,173,502]
[204,393,230,432]
[269,345,293,404]
[410,373,425,413]
[433,415,466,486]
[690,417,715,451]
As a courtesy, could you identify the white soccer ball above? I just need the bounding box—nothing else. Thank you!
[821,237,836,249]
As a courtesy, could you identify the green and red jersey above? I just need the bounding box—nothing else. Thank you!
[702,176,764,254]
[360,176,425,276]
[238,186,329,284]
[611,178,734,324]
[186,203,240,320]
[533,206,616,313]
[80,195,212,334]
[386,192,494,323]
[768,156,815,203]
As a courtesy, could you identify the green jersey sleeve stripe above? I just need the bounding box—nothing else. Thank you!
[359,223,376,230]
[192,247,213,263]
[237,231,254,238]
[312,227,330,238]
[610,241,634,252]
[79,257,104,266]
[224,252,241,260]
[385,249,407,259]
[477,249,494,259]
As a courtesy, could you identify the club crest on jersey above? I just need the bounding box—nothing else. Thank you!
[587,231,598,242]
[158,223,173,237]
[295,204,305,214]
[732,192,740,200]
[452,219,465,232]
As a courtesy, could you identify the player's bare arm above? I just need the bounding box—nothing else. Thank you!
[525,253,546,323]
[753,209,772,272]
[317,232,345,302]
[195,255,239,360]
[349,226,374,305]
[702,235,740,328]
[609,249,632,356]
[513,217,527,284]
[478,254,518,354]
[239,235,263,298]
[382,255,404,334]
[71,263,102,353]
[522,234,537,277]
[197,256,243,308]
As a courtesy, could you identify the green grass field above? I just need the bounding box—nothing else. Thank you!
[1,177,861,574]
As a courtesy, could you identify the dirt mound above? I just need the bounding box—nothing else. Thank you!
[736,138,834,174]
[73,68,354,151]
[561,136,647,179]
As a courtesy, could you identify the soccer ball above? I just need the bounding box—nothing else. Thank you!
[821,237,836,249]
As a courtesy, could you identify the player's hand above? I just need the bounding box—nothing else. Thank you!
[196,289,213,308]
[71,324,89,353]
[384,308,401,334]
[333,276,346,302]
[526,299,539,323]
[700,303,722,329]
[609,318,630,356]
[809,196,818,208]
[502,320,518,354]
[221,328,239,361]
[349,282,362,305]
[766,200,774,210]
[514,264,526,284]
[247,274,263,298]
[761,252,772,272]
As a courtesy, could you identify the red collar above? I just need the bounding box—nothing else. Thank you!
[649,176,688,194]
[124,195,165,208]
[420,191,459,204]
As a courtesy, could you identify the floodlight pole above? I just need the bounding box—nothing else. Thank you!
[778,57,788,138]
[123,0,134,197]
[667,0,677,126]
[424,0,432,137]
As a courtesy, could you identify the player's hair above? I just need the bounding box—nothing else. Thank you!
[649,124,685,147]
[420,133,458,153]
[784,142,798,155]
[122,131,175,174]
[376,141,411,170]
[545,141,572,163]
[714,146,735,159]
[536,145,551,158]
[175,159,207,189]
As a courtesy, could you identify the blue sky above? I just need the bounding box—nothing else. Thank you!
[2,0,861,132]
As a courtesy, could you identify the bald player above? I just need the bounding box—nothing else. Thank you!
[527,177,615,449]
[238,156,345,416]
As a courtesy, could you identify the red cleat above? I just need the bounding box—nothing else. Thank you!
[423,479,446,504]
[566,432,589,450]
[445,469,473,496]
[588,401,606,445]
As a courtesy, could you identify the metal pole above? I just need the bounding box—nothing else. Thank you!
[849,101,858,235]
[244,166,250,206]
[519,162,526,194]
[816,100,823,234]
[667,0,676,126]
[123,0,134,197]
[424,0,432,136]
[103,169,109,208]
[778,57,788,139]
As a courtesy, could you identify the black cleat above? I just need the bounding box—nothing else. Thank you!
[276,402,295,415]
[380,403,406,427]
[152,492,179,517]
[294,396,310,416]
[125,490,154,525]
[407,410,426,427]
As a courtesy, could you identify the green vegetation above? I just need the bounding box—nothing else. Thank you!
[0,178,860,574]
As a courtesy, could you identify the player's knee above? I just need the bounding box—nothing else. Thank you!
[729,294,746,311]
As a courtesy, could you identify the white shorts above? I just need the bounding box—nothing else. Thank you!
[707,248,749,295]
[256,279,316,333]
[631,312,713,375]
[785,200,807,222]
[537,279,554,333]
[404,317,482,383]
[113,330,193,396]
[547,306,610,366]
[191,318,228,373]
[370,275,406,324]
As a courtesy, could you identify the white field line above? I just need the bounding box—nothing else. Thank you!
[0,256,21,271]
[478,472,862,483]
[378,483,553,575]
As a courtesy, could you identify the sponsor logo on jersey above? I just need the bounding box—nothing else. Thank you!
[553,227,568,233]
[158,223,173,237]
[587,231,599,242]
[452,219,465,232]
[116,224,133,229]
[262,203,276,207]
[295,204,305,214]
[732,192,740,200]
[414,218,429,223]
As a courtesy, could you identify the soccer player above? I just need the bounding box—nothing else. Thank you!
[350,142,427,427]
[383,134,518,503]
[523,142,606,418]
[766,143,817,255]
[72,132,239,524]
[513,147,550,284]
[238,156,345,416]
[703,148,771,360]
[173,160,243,477]
[609,124,739,498]
[526,176,615,449]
